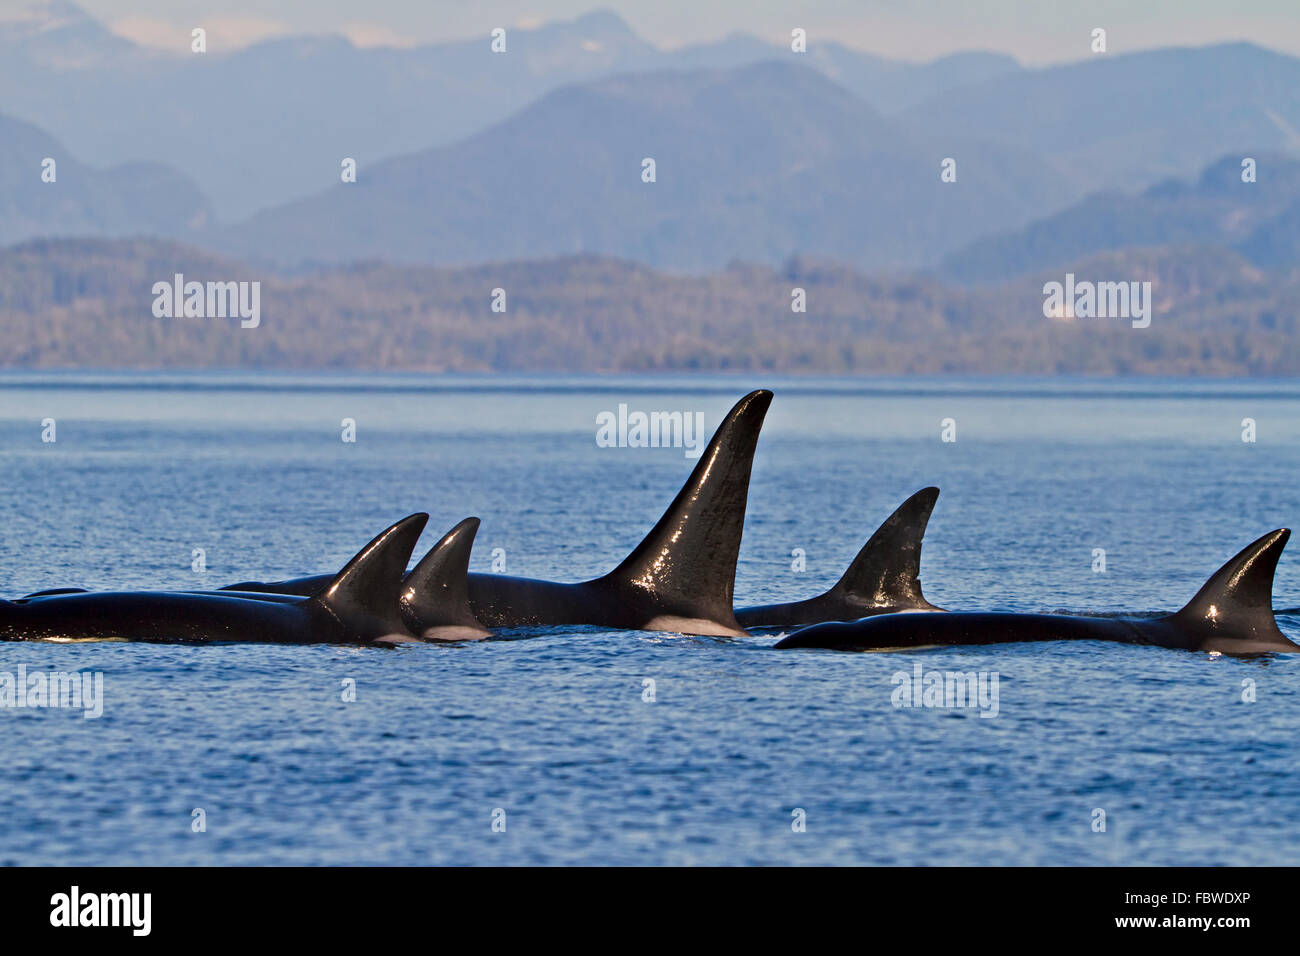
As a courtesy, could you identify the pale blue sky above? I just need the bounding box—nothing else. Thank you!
[67,0,1300,63]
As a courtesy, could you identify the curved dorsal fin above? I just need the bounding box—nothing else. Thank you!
[1171,528,1290,638]
[600,390,772,629]
[401,517,490,636]
[316,514,429,634]
[827,487,940,610]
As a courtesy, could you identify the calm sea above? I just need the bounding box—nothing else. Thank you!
[1,372,1297,865]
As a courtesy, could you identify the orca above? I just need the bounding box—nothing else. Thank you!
[776,529,1299,656]
[223,518,491,642]
[736,487,943,628]
[0,515,430,645]
[221,390,773,637]
[463,389,771,636]
[399,518,494,641]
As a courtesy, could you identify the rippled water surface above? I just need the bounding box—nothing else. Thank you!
[1,373,1297,865]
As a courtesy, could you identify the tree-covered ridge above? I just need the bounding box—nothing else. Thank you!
[0,238,1295,375]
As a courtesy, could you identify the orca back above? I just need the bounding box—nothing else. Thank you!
[597,389,772,635]
[401,517,492,640]
[1168,528,1297,652]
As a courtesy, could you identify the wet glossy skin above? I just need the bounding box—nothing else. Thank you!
[212,518,490,642]
[738,486,944,629]
[460,391,770,636]
[3,514,430,646]
[0,590,366,644]
[222,391,774,638]
[225,571,751,635]
[397,517,493,641]
[778,612,1167,650]
[461,574,744,636]
[778,529,1299,656]
[775,610,1300,654]
[737,595,939,629]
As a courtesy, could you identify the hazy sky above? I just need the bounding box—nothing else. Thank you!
[70,0,1300,64]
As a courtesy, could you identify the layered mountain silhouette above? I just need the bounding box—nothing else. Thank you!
[940,154,1300,283]
[0,112,211,245]
[3,2,1299,278]
[0,2,1025,219]
[903,42,1300,196]
[0,5,662,218]
[212,61,1071,271]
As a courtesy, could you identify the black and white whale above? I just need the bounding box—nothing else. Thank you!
[736,487,943,628]
[400,518,494,641]
[1,515,430,645]
[776,529,1298,656]
[467,389,771,635]
[223,517,492,642]
[224,390,773,637]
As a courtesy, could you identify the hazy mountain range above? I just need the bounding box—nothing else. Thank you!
[3,1,1299,277]
[0,112,211,245]
[0,2,1022,220]
[940,154,1300,283]
[3,1,1300,375]
[215,61,1071,271]
[901,42,1300,199]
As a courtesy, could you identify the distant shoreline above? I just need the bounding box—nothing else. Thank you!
[2,369,1299,402]
[3,238,1297,377]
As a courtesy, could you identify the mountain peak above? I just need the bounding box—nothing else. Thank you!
[1,0,96,31]
[0,0,133,66]
[568,9,638,37]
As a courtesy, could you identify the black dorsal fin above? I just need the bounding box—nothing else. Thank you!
[826,487,941,611]
[1171,529,1290,639]
[316,514,429,635]
[401,517,491,638]
[600,390,772,632]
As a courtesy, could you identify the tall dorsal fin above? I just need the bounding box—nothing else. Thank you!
[827,487,941,611]
[401,517,491,638]
[316,514,429,635]
[599,390,772,631]
[1171,529,1290,638]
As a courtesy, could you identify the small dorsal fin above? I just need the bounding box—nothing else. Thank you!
[599,389,772,632]
[827,487,940,610]
[401,517,491,638]
[316,514,429,635]
[1172,529,1290,637]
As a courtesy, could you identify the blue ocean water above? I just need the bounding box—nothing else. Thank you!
[0,372,1298,865]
